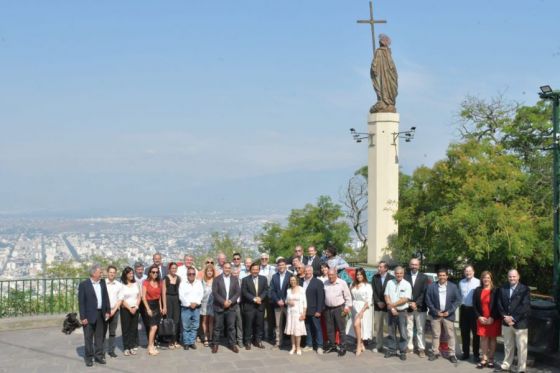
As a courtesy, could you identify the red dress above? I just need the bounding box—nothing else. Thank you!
[476,288,501,337]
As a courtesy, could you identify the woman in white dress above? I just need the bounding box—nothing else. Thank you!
[346,268,373,356]
[285,275,307,355]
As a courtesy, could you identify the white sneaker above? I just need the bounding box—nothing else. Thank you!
[317,348,324,355]
[373,348,378,353]
[302,346,313,352]
[124,349,131,356]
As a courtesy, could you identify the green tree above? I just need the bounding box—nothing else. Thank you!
[206,232,253,265]
[258,196,351,260]
[42,255,129,278]
[392,97,554,292]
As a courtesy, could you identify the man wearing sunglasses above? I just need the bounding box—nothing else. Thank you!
[231,253,243,272]
[178,268,204,350]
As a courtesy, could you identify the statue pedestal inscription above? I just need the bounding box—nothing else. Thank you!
[367,112,399,265]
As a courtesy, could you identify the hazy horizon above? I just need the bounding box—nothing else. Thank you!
[1,0,558,215]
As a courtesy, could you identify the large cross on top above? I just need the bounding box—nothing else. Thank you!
[356,0,387,58]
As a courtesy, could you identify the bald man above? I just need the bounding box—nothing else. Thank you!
[496,269,530,373]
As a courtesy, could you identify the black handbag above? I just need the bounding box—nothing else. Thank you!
[158,317,175,337]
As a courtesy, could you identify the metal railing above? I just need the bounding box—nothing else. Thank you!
[0,278,85,318]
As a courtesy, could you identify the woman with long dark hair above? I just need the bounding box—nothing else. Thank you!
[120,266,141,356]
[347,268,373,356]
[142,264,164,356]
[162,262,181,349]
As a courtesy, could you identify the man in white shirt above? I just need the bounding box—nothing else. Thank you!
[259,253,276,342]
[384,266,412,360]
[177,255,197,282]
[178,267,204,350]
[459,265,481,362]
[104,265,123,358]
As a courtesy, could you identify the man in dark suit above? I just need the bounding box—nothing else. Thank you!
[241,262,268,349]
[144,252,167,277]
[404,258,430,357]
[496,269,530,373]
[372,261,394,352]
[211,262,241,353]
[269,258,290,348]
[302,265,325,353]
[425,268,462,364]
[78,264,111,367]
[303,246,322,277]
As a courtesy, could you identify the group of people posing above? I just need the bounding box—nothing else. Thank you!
[78,245,530,373]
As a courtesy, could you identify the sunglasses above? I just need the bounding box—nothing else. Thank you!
[233,257,241,260]
[150,271,158,274]
[206,261,214,264]
[188,273,196,276]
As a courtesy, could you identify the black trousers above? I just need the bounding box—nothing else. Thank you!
[120,307,139,350]
[460,305,480,358]
[324,305,347,347]
[213,305,237,347]
[83,310,106,362]
[242,304,264,344]
[263,299,275,341]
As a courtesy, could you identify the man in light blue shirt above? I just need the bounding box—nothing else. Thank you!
[459,265,481,362]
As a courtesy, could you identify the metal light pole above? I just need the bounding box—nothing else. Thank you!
[539,85,560,311]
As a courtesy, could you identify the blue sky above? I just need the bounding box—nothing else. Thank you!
[0,0,559,215]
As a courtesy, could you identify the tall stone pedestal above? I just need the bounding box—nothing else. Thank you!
[367,112,400,265]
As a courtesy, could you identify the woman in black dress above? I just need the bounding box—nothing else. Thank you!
[162,262,181,349]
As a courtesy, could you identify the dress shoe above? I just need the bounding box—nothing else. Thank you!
[244,343,251,350]
[94,358,106,364]
[85,361,93,367]
[428,353,439,361]
[400,353,407,361]
[474,356,481,363]
[459,354,470,361]
[231,345,239,353]
[253,341,265,349]
[108,351,117,358]
[338,348,346,357]
[183,345,189,350]
[211,345,218,353]
[384,351,394,358]
[190,344,197,350]
[449,356,458,364]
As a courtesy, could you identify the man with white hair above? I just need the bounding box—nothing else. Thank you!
[384,266,412,360]
[177,254,197,281]
[215,252,227,276]
[78,264,110,367]
[323,268,352,356]
[259,252,276,342]
[496,269,530,373]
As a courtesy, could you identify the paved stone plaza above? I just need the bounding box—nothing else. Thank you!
[0,326,557,373]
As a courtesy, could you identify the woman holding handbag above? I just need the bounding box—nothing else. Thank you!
[162,262,181,349]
